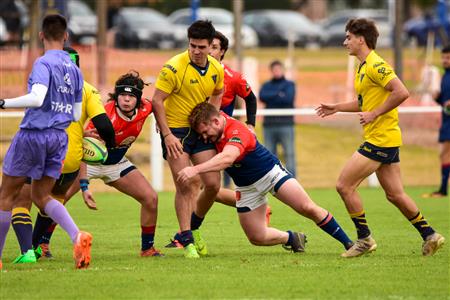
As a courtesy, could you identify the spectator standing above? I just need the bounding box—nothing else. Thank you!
[259,60,297,177]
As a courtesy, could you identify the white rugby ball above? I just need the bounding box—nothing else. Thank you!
[82,137,108,165]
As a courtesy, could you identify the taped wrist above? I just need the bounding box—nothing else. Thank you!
[79,179,89,192]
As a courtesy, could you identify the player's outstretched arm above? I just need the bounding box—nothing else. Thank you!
[1,84,48,108]
[177,145,240,183]
[316,100,360,118]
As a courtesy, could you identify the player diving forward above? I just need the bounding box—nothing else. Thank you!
[177,102,354,253]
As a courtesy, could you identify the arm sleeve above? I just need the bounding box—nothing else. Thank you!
[243,91,257,126]
[91,113,116,148]
[154,63,177,94]
[4,83,48,108]
[73,102,82,121]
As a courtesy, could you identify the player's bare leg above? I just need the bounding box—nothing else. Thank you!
[276,178,353,250]
[190,149,220,256]
[109,169,162,256]
[335,152,380,257]
[167,153,199,257]
[376,163,445,256]
[239,204,289,245]
[215,188,236,206]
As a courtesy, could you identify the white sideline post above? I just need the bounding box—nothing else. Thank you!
[150,115,163,191]
[368,173,379,187]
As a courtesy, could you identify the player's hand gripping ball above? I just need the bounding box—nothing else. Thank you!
[82,137,108,165]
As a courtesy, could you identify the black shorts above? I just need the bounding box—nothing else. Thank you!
[358,141,400,164]
[161,127,215,160]
[52,170,80,195]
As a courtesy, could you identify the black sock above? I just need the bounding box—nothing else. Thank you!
[190,213,204,231]
[32,212,55,249]
[178,230,194,247]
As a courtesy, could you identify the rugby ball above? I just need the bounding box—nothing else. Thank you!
[82,137,108,165]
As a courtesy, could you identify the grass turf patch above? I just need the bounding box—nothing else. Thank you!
[1,187,448,299]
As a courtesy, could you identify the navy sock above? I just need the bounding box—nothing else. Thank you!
[141,225,155,251]
[318,212,353,249]
[286,230,294,246]
[178,230,194,247]
[11,207,33,254]
[32,212,55,248]
[438,164,450,195]
[190,213,204,230]
[40,223,56,244]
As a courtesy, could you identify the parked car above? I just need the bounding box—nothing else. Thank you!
[168,7,259,48]
[243,10,323,48]
[68,0,97,44]
[404,14,450,46]
[321,9,393,48]
[113,7,176,49]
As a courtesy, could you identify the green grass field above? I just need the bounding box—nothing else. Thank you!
[0,187,448,299]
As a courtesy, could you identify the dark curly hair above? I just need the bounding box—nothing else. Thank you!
[108,70,148,108]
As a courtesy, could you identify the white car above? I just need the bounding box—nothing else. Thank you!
[168,7,259,48]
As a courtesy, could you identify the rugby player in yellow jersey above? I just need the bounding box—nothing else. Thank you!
[10,47,115,263]
[152,20,224,258]
[316,18,445,258]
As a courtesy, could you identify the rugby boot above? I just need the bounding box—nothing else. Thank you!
[282,232,307,253]
[184,243,200,258]
[422,233,445,256]
[37,243,53,259]
[141,247,164,257]
[341,235,377,258]
[421,191,448,199]
[192,229,208,256]
[12,249,37,264]
[73,231,92,269]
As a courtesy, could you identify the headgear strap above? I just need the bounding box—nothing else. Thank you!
[115,85,142,101]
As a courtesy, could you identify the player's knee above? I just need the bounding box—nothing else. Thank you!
[141,191,158,211]
[385,191,405,204]
[203,181,220,195]
[336,181,351,198]
[247,232,265,246]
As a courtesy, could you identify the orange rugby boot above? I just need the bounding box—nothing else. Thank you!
[73,231,92,269]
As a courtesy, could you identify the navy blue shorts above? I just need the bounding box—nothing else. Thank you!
[161,127,215,160]
[439,119,450,142]
[358,141,400,164]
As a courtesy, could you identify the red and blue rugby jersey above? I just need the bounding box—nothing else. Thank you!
[220,64,252,117]
[217,112,279,186]
[86,98,152,164]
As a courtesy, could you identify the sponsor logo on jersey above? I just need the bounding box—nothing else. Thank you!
[229,136,242,144]
[51,101,73,114]
[163,64,177,73]
[190,79,199,84]
[64,73,71,85]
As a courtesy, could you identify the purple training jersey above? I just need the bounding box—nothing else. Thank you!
[20,49,83,130]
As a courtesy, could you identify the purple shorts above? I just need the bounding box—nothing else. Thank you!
[2,128,68,180]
